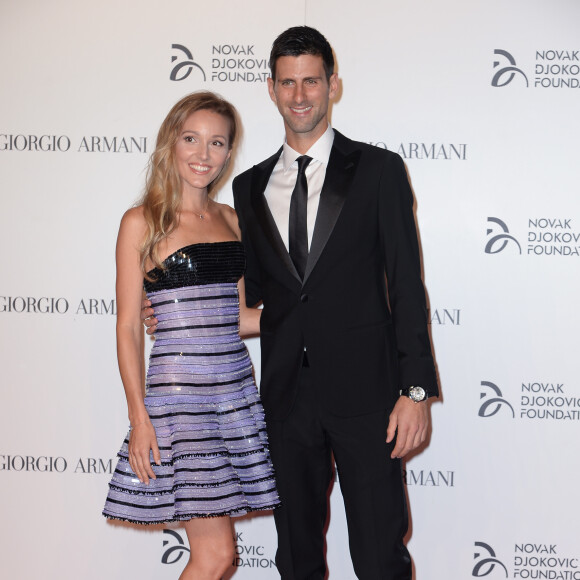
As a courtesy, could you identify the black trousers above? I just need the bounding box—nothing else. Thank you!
[267,366,412,580]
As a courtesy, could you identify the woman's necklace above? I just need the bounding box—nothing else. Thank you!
[197,197,210,220]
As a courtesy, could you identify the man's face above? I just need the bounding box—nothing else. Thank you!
[268,54,338,149]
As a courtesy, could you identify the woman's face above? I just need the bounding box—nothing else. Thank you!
[174,109,232,195]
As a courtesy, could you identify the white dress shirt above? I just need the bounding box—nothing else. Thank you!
[263,125,335,252]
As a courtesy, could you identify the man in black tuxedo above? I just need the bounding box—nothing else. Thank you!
[232,26,438,580]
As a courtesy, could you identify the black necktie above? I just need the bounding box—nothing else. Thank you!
[289,155,312,280]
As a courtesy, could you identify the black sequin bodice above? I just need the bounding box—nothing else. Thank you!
[144,241,245,293]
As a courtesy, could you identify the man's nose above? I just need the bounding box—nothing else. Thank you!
[294,84,304,102]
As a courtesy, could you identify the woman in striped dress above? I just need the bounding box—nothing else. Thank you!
[103,92,280,580]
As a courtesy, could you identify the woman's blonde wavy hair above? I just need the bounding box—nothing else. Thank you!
[140,91,238,276]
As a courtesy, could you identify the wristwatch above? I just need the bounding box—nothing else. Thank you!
[399,386,429,402]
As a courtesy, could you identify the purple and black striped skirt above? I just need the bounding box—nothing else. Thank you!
[103,282,280,524]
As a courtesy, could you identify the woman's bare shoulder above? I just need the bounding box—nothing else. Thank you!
[214,201,241,239]
[120,205,146,225]
[117,206,148,249]
[119,206,148,233]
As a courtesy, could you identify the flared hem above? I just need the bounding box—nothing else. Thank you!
[102,502,281,526]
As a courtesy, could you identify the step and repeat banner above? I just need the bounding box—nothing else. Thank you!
[1,0,579,578]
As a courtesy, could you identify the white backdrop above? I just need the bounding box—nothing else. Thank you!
[1,0,579,578]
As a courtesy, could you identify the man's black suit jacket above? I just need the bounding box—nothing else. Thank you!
[233,130,438,420]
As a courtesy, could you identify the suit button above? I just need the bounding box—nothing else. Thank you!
[300,294,308,303]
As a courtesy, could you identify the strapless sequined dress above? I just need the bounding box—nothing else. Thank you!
[103,241,279,524]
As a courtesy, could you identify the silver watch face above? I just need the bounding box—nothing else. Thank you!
[409,386,426,402]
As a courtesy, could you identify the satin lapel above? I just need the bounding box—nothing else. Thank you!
[304,141,360,284]
[250,150,302,283]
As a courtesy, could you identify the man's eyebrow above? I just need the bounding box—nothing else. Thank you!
[278,75,323,82]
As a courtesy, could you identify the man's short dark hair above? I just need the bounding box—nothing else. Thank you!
[269,26,335,81]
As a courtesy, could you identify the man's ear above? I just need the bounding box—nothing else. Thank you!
[328,73,339,100]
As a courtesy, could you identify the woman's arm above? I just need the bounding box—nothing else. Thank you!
[238,276,261,337]
[115,207,160,484]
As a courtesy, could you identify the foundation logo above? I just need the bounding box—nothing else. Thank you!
[485,218,522,254]
[478,381,515,418]
[473,542,509,577]
[492,50,529,87]
[478,380,580,422]
[170,44,207,81]
[491,48,580,89]
[169,43,269,83]
[472,541,580,578]
[232,531,276,569]
[161,529,276,569]
[162,530,190,564]
[484,216,580,257]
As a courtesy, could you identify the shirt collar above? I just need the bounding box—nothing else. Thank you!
[281,125,335,172]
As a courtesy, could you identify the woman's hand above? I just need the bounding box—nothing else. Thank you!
[128,420,161,484]
[141,298,158,335]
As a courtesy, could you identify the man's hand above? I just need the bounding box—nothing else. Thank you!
[386,396,430,459]
[141,298,158,335]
